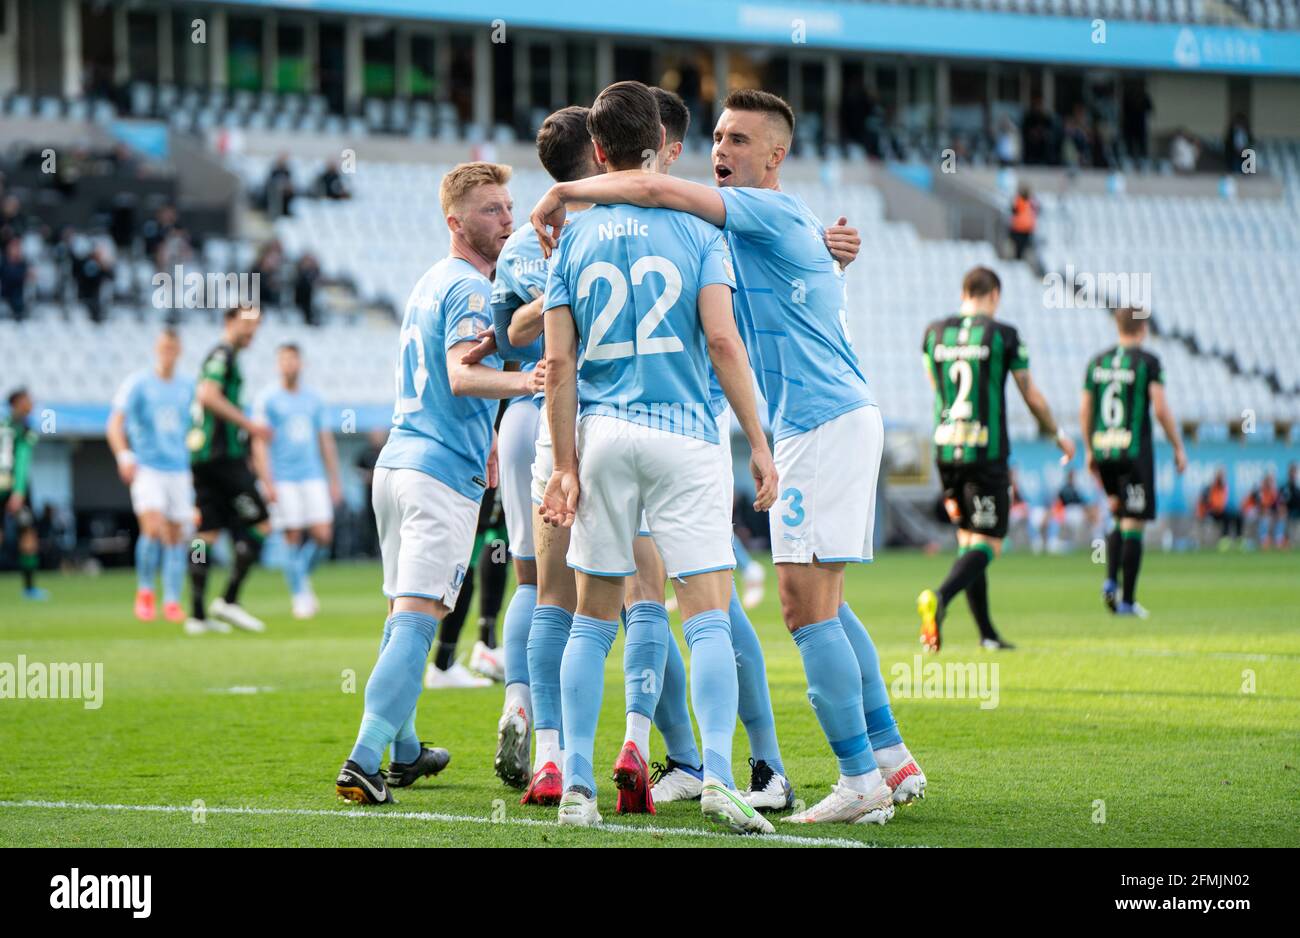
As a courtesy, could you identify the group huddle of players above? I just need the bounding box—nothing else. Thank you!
[0,78,1186,836]
[325,77,1185,836]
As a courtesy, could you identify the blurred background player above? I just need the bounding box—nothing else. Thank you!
[107,328,195,624]
[423,482,505,688]
[187,304,272,635]
[1082,306,1187,617]
[1240,470,1282,550]
[251,343,343,619]
[1,388,44,600]
[538,81,778,833]
[919,266,1074,651]
[334,162,535,806]
[534,88,918,825]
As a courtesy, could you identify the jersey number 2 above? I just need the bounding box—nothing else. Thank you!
[580,257,685,361]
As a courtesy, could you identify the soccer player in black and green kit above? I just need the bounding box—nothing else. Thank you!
[916,267,1075,652]
[1081,306,1187,618]
[186,304,273,635]
[1,388,44,600]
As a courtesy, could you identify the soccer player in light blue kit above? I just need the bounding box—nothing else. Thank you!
[538,82,778,833]
[106,328,195,627]
[534,88,926,825]
[335,162,539,805]
[251,344,343,620]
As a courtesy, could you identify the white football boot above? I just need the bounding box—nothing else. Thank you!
[876,751,928,805]
[743,759,795,811]
[469,641,505,682]
[494,701,531,789]
[557,787,602,827]
[423,662,492,689]
[783,781,895,825]
[184,617,230,635]
[650,759,704,804]
[702,783,774,835]
[209,597,266,633]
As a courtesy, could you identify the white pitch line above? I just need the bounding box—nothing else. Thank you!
[0,799,885,848]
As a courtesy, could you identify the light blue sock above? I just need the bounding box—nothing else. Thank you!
[560,614,619,794]
[653,631,702,767]
[297,539,322,592]
[503,583,537,688]
[732,533,753,570]
[135,535,160,592]
[792,617,876,777]
[162,542,186,605]
[349,611,439,775]
[392,707,421,764]
[282,539,305,596]
[839,602,904,750]
[623,601,669,719]
[527,604,573,746]
[730,584,783,774]
[682,609,738,789]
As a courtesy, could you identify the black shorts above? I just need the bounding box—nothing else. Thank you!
[1097,456,1156,521]
[938,462,1012,539]
[1,490,36,530]
[192,458,269,533]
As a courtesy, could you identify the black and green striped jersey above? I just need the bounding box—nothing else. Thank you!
[1083,344,1163,463]
[189,343,246,464]
[0,416,37,495]
[922,313,1029,466]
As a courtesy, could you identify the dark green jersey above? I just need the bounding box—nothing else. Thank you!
[189,343,246,464]
[922,313,1029,466]
[1084,344,1163,463]
[0,415,37,495]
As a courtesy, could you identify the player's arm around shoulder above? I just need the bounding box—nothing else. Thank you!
[533,172,726,252]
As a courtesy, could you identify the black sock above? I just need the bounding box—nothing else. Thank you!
[478,551,507,624]
[189,553,209,620]
[965,569,998,640]
[435,575,474,671]
[477,617,495,649]
[222,532,263,605]
[937,545,992,609]
[1121,532,1144,605]
[1105,527,1121,584]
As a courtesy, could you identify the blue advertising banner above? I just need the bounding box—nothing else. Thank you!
[222,0,1300,75]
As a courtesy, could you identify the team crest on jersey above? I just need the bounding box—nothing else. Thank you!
[456,315,490,339]
[468,293,486,313]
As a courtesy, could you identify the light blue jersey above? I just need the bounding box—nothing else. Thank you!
[378,256,502,501]
[111,370,194,472]
[252,384,328,483]
[719,186,872,440]
[543,204,735,444]
[491,225,547,406]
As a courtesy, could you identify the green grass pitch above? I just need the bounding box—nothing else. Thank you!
[1,550,1297,848]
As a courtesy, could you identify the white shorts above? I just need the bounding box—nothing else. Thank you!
[531,398,554,505]
[130,465,194,525]
[499,398,539,560]
[373,466,479,606]
[271,478,334,530]
[568,416,733,579]
[770,404,882,565]
[639,409,732,538]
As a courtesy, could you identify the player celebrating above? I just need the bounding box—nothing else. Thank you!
[251,343,343,620]
[539,81,778,834]
[532,88,918,825]
[1081,306,1186,617]
[107,328,195,623]
[334,162,536,806]
[1,388,44,600]
[187,304,272,635]
[917,267,1076,651]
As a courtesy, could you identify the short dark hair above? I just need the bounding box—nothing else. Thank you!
[1114,306,1149,336]
[721,88,795,140]
[7,387,29,407]
[961,266,1002,299]
[650,87,690,145]
[588,81,661,170]
[536,106,594,184]
[278,342,301,355]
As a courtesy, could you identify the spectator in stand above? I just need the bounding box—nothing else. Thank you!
[252,239,287,308]
[141,204,178,268]
[73,242,114,324]
[294,253,321,325]
[1198,468,1241,546]
[1122,86,1153,162]
[315,161,351,200]
[1009,184,1038,262]
[265,154,295,218]
[1021,96,1056,166]
[1224,114,1251,175]
[1241,471,1284,549]
[1280,463,1300,548]
[0,194,28,250]
[1061,104,1092,169]
[0,238,32,321]
[995,116,1022,167]
[1170,128,1200,174]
